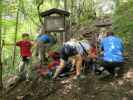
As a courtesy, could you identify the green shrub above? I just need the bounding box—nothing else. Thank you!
[113,1,133,46]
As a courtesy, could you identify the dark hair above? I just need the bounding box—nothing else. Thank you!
[106,31,114,36]
[22,33,29,38]
[90,41,96,48]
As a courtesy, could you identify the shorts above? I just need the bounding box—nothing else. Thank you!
[22,56,30,63]
[60,45,78,61]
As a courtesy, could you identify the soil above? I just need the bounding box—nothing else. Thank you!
[3,62,133,100]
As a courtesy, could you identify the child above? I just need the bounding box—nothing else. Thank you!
[90,43,97,72]
[48,51,60,70]
[36,52,60,78]
[16,33,32,80]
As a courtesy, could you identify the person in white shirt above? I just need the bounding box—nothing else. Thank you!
[53,38,91,79]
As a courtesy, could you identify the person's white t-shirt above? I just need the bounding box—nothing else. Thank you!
[64,39,91,55]
[77,40,91,55]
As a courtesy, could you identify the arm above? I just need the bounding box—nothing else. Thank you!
[99,39,104,56]
[16,41,21,46]
[52,59,65,79]
[75,54,82,76]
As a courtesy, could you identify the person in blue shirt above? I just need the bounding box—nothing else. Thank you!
[37,34,51,43]
[35,34,53,65]
[99,31,124,78]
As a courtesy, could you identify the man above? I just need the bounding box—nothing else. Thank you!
[99,31,124,78]
[52,38,91,79]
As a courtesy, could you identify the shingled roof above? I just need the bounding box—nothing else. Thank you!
[40,8,70,17]
[95,23,112,27]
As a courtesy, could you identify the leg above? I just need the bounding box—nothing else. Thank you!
[75,54,82,76]
[18,60,26,80]
[70,57,76,72]
[108,62,123,77]
[25,58,31,80]
[38,42,48,65]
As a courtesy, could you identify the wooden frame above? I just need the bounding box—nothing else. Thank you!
[44,16,65,32]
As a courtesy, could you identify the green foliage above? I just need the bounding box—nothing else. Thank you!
[1,0,66,78]
[113,1,133,46]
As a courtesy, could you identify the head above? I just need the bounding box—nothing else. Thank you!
[90,42,96,48]
[100,28,107,33]
[22,33,30,40]
[100,28,107,36]
[48,51,60,60]
[106,31,114,37]
[70,38,77,42]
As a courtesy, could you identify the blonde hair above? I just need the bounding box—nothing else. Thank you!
[100,28,107,32]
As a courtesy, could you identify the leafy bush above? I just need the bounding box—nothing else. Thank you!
[113,1,133,46]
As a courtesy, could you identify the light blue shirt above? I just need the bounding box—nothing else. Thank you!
[100,36,124,62]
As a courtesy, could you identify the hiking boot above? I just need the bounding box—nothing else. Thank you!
[73,74,86,80]
[97,66,104,71]
[95,66,104,75]
[79,75,86,79]
[114,67,120,77]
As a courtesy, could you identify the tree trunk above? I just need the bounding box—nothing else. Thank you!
[114,0,120,7]
[0,1,3,99]
[36,0,44,25]
[64,0,67,42]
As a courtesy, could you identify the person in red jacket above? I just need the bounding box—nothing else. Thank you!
[16,33,32,80]
[36,52,60,77]
[48,51,60,70]
[90,43,97,72]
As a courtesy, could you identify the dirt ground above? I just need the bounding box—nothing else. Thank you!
[3,62,133,100]
[2,47,133,100]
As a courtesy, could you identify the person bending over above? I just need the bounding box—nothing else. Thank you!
[53,38,91,79]
[35,33,53,65]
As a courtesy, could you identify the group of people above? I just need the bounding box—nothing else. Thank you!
[16,32,54,80]
[16,29,125,81]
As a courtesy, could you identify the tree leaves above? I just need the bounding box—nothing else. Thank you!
[113,0,133,46]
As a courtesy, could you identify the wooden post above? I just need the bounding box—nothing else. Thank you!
[64,0,67,42]
[0,0,3,99]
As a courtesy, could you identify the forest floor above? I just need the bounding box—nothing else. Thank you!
[3,59,133,100]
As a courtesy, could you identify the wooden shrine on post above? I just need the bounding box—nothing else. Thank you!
[40,8,70,42]
[95,16,112,28]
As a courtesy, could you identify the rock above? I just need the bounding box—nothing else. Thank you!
[122,97,128,100]
[124,70,133,79]
[16,96,24,100]
[5,75,19,88]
